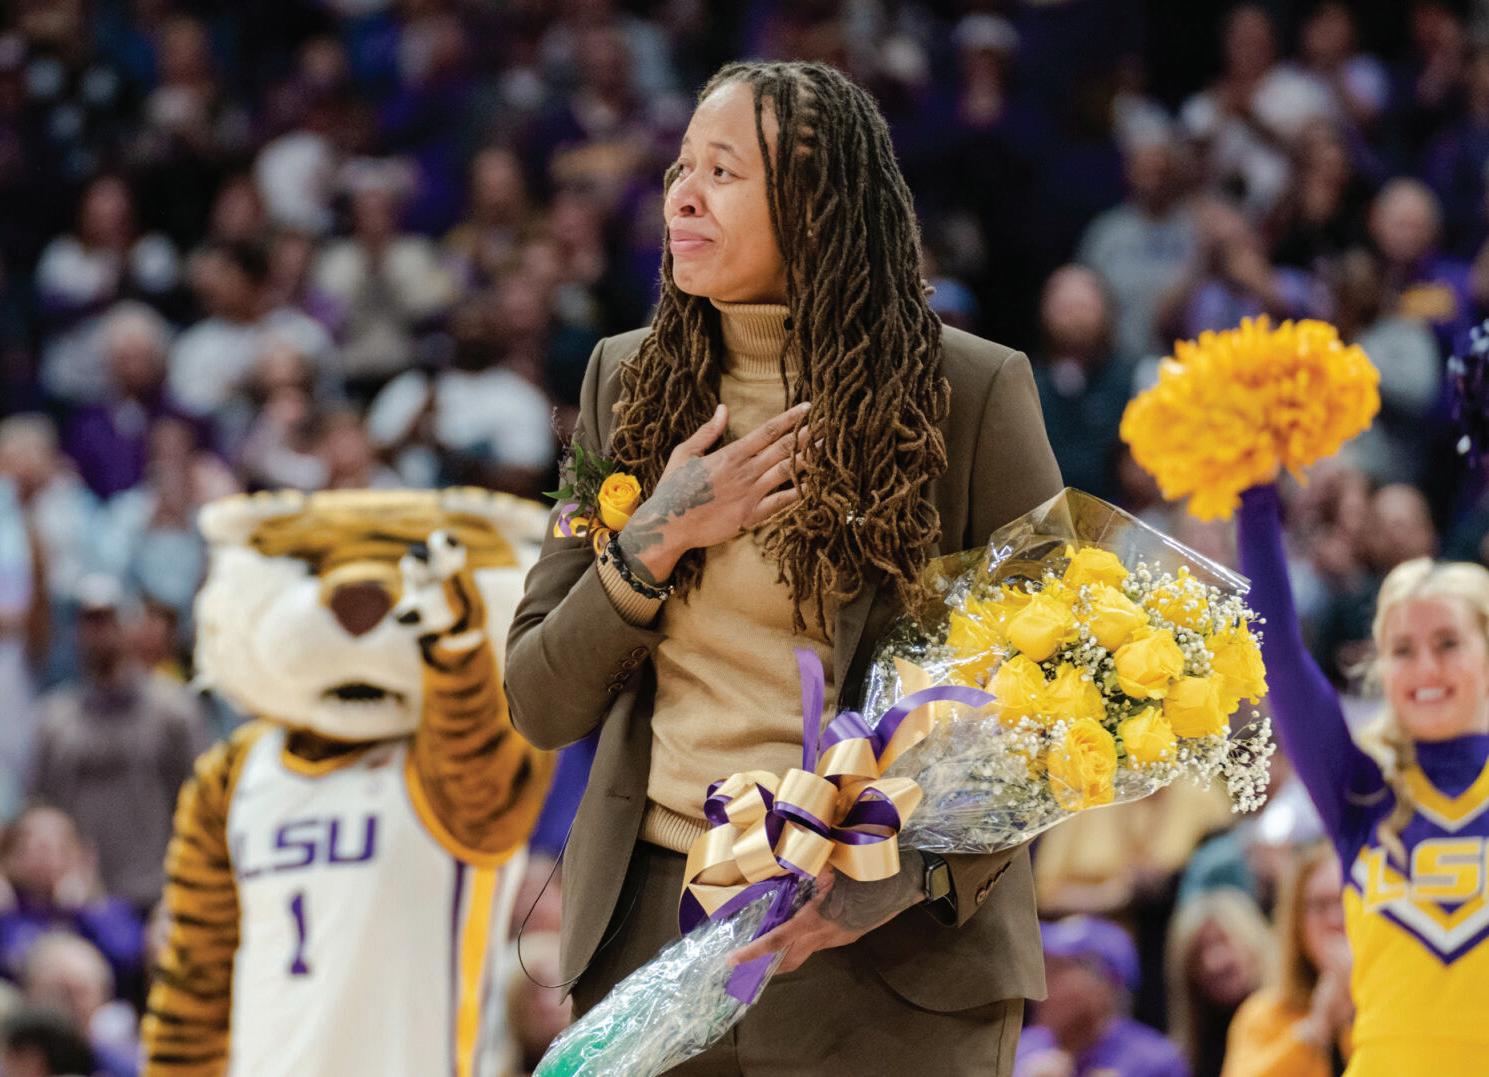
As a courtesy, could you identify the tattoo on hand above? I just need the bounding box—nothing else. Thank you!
[618,458,717,580]
[816,856,924,933]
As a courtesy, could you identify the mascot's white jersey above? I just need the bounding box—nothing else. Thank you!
[225,726,523,1077]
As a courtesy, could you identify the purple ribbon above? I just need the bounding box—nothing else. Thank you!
[684,648,995,1003]
[553,501,590,539]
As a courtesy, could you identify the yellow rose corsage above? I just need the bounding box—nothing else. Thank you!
[547,440,643,556]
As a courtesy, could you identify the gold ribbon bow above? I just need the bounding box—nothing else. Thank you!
[678,651,994,929]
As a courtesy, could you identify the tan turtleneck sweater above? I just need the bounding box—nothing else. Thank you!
[595,301,837,853]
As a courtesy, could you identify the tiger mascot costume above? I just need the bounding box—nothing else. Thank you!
[140,488,555,1077]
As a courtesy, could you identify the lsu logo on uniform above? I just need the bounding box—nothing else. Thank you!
[231,815,380,880]
[1351,767,1489,963]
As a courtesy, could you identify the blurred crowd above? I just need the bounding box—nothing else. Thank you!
[0,0,1486,1073]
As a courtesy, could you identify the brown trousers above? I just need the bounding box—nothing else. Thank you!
[572,842,1024,1075]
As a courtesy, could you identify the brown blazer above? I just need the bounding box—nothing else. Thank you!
[506,323,1063,1012]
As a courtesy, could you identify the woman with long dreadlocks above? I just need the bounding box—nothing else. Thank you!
[507,61,1062,1072]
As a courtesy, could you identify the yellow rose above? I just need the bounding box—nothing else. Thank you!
[948,595,1013,650]
[947,595,1011,685]
[1149,569,1214,632]
[1163,674,1228,738]
[1063,545,1130,589]
[1118,707,1177,765]
[597,473,643,531]
[1083,583,1149,651]
[1112,629,1186,699]
[1042,663,1108,724]
[989,654,1050,723]
[1209,623,1268,714]
[1006,591,1077,662]
[1047,717,1118,811]
[990,586,1035,616]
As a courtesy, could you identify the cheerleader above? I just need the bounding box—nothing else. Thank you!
[1237,482,1489,1074]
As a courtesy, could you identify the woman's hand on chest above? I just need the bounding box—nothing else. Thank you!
[618,401,811,585]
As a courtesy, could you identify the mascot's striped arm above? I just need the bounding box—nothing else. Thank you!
[405,538,556,865]
[141,725,262,1074]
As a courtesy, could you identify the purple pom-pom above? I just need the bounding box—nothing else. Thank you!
[1449,320,1489,466]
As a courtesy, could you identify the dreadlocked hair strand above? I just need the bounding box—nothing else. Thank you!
[610,61,949,629]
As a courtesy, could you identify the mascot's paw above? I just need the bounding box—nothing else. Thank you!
[392,530,486,652]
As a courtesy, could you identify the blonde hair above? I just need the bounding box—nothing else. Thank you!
[1272,842,1338,1014]
[1164,887,1274,1064]
[1360,557,1489,864]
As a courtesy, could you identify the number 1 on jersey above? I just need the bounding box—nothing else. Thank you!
[288,891,311,976]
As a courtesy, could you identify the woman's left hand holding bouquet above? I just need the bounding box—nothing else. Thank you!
[729,854,928,973]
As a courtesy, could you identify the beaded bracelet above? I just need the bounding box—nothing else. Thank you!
[602,534,676,601]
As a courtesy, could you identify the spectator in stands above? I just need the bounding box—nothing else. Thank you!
[1077,126,1198,363]
[0,1007,95,1077]
[29,574,208,911]
[1166,889,1273,1077]
[88,418,235,622]
[1282,462,1373,633]
[125,597,185,683]
[1392,1,1468,170]
[1176,757,1326,914]
[36,175,181,404]
[1160,198,1329,343]
[1017,916,1188,1077]
[376,9,479,237]
[316,409,401,491]
[1297,2,1389,135]
[1330,250,1440,487]
[1424,46,1489,256]
[1179,5,1332,218]
[1313,482,1439,684]
[1266,121,1373,270]
[21,932,136,1076]
[523,22,666,205]
[1223,843,1351,1077]
[312,160,455,397]
[1369,177,1473,350]
[0,806,144,999]
[1035,782,1236,1030]
[1031,266,1134,504]
[0,415,94,692]
[225,337,325,488]
[266,228,341,332]
[366,291,554,496]
[0,452,39,814]
[537,0,679,100]
[445,147,537,290]
[61,302,196,499]
[254,92,340,239]
[201,173,265,249]
[131,14,251,246]
[168,239,332,418]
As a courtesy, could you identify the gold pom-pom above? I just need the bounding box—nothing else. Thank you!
[1119,317,1380,520]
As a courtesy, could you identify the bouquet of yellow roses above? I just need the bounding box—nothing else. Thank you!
[536,488,1273,1077]
[865,487,1274,852]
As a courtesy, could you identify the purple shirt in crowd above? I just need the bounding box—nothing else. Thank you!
[1016,1018,1190,1077]
[0,893,145,992]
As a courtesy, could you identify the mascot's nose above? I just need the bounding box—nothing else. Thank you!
[329,580,394,637]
